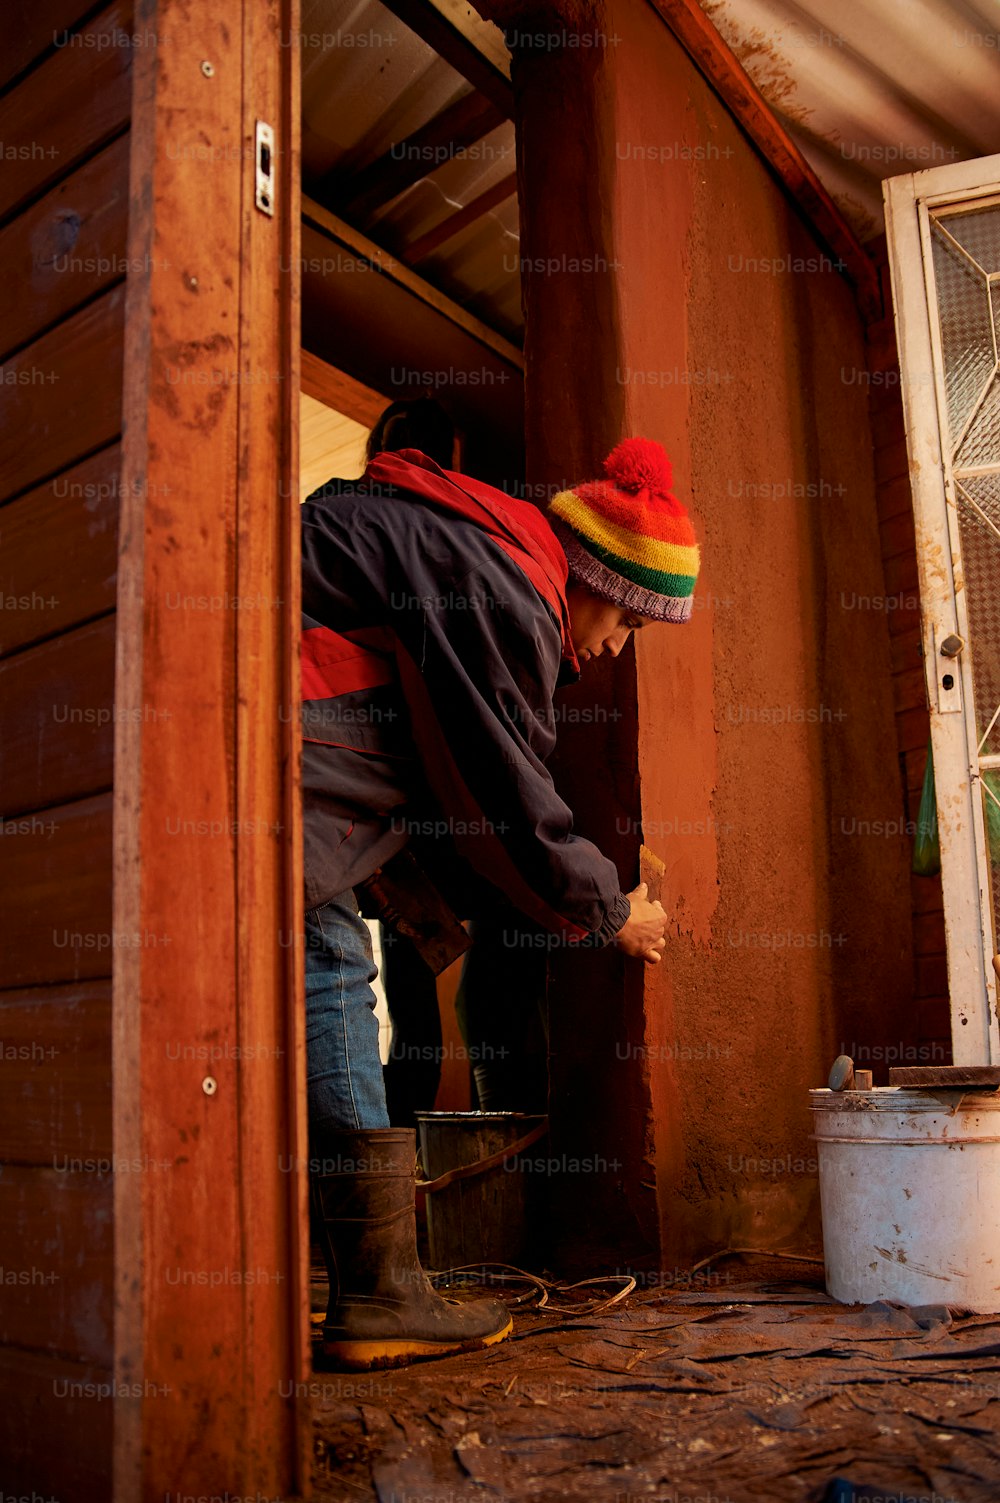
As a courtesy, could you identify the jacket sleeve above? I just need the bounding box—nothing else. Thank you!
[388,554,631,945]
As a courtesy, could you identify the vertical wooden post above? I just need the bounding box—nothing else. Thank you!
[481,0,657,1271]
[114,0,305,1494]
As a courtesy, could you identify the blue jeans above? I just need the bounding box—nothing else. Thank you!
[305,890,391,1142]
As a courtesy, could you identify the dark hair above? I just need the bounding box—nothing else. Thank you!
[366,398,455,469]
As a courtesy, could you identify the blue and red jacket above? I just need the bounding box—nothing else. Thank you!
[300,449,630,945]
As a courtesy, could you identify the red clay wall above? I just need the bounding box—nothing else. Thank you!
[497,0,916,1268]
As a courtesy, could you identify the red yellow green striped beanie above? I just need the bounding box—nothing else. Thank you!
[548,437,700,623]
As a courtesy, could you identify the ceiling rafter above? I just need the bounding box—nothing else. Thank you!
[325,90,507,224]
[378,0,513,115]
[402,171,518,265]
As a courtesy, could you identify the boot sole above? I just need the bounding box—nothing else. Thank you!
[321,1313,513,1371]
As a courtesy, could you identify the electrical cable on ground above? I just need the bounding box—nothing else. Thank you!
[429,1248,824,1315]
[429,1262,636,1314]
[686,1247,825,1275]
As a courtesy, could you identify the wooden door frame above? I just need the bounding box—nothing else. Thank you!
[884,153,1000,1066]
[114,0,307,1494]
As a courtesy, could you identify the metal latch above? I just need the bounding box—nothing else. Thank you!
[255,120,275,217]
[932,623,963,712]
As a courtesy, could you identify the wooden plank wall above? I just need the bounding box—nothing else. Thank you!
[0,2,133,1492]
[866,247,952,1067]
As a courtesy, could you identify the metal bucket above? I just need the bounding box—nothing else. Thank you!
[415,1111,546,1270]
[810,1086,1000,1311]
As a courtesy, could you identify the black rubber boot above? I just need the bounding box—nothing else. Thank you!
[312,1128,512,1370]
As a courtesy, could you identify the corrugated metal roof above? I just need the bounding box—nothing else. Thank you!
[699,0,1000,241]
[300,0,1000,335]
[300,3,466,178]
[300,0,521,339]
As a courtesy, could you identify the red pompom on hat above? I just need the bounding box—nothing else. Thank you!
[603,436,673,496]
[547,437,700,623]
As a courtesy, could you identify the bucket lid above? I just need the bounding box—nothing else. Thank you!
[809,1085,1000,1112]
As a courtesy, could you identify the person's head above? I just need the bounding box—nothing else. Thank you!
[563,589,656,662]
[366,398,456,470]
[547,438,700,661]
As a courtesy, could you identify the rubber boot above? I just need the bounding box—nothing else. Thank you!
[312,1128,512,1370]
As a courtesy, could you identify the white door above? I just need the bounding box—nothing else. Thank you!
[885,155,1000,1066]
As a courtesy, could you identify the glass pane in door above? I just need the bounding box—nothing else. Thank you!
[929,202,1000,960]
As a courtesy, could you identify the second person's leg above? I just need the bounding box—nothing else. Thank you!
[305,891,390,1148]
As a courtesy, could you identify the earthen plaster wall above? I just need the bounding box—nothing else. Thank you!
[495,0,914,1267]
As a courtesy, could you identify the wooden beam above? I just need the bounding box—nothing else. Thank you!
[422,0,512,79]
[403,171,518,265]
[236,0,309,1484]
[114,0,306,1492]
[644,0,882,321]
[301,350,387,426]
[302,193,524,369]
[327,91,506,224]
[379,0,513,117]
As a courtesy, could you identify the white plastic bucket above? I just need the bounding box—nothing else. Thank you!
[810,1086,1000,1311]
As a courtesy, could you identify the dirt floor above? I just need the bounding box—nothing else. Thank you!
[308,1256,1000,1503]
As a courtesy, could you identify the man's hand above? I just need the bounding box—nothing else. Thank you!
[613,882,668,964]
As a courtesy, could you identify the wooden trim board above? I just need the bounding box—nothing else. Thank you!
[114,0,306,1493]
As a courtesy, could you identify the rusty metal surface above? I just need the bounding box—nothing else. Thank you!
[310,1257,1000,1500]
[699,0,1000,244]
